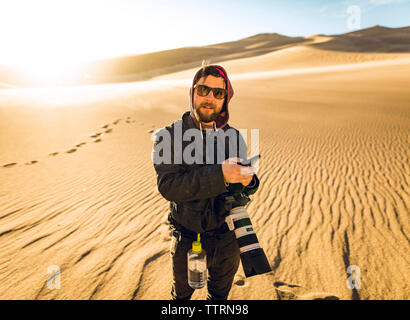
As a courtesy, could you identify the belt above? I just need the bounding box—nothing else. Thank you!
[172,222,230,241]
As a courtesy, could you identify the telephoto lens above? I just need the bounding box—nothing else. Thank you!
[224,182,271,278]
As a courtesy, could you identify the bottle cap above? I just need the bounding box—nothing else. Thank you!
[192,233,202,254]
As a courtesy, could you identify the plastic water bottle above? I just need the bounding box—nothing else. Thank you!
[187,233,207,289]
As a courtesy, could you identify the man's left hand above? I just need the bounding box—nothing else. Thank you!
[241,173,254,187]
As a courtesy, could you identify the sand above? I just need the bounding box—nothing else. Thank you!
[0,28,409,300]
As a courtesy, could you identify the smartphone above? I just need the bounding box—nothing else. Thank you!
[237,154,261,167]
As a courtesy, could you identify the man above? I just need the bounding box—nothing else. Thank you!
[152,65,260,300]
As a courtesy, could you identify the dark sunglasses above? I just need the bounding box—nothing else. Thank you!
[194,84,227,99]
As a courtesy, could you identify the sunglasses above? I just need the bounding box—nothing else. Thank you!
[194,84,227,99]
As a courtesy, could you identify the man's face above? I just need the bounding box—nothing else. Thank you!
[193,75,226,125]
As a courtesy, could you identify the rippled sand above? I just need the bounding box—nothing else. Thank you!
[0,45,409,299]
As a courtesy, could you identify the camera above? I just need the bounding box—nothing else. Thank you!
[223,182,272,278]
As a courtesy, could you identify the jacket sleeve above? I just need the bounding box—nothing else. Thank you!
[244,174,260,195]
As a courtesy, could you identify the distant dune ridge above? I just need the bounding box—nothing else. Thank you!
[313,25,410,52]
[1,25,410,87]
[0,25,409,300]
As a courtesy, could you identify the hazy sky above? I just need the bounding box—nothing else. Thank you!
[0,0,409,66]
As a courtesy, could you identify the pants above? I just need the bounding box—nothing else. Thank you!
[170,230,240,300]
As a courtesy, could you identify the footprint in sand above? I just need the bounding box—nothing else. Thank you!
[42,122,115,161]
[274,281,302,300]
[2,162,17,168]
[299,293,340,300]
[75,142,86,147]
[233,275,248,287]
[273,281,340,300]
[89,132,102,138]
[25,160,38,165]
[235,279,245,286]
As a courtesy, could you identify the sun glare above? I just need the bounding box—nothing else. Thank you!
[13,58,86,86]
[0,0,145,86]
[16,60,81,85]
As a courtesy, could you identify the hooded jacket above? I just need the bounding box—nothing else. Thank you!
[152,65,259,235]
[189,64,234,130]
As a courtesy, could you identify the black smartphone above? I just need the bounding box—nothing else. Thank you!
[237,154,261,167]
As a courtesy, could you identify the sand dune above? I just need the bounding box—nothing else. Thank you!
[83,25,410,84]
[0,32,307,87]
[2,25,410,87]
[154,38,410,80]
[0,27,409,300]
[315,25,410,52]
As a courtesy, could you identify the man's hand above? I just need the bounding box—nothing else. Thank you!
[222,157,255,186]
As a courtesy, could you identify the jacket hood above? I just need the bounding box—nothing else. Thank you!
[189,65,234,130]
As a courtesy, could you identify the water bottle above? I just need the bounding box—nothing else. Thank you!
[187,233,207,289]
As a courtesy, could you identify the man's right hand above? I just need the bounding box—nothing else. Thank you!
[222,158,255,186]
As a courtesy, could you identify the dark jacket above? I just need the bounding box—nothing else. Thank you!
[152,111,259,235]
[152,64,259,236]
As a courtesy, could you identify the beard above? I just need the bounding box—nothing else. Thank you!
[194,102,221,123]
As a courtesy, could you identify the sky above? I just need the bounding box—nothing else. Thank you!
[0,0,409,67]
